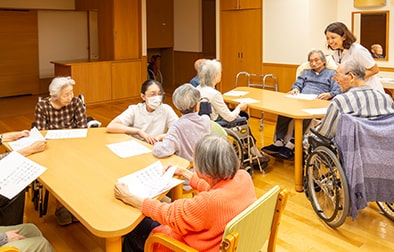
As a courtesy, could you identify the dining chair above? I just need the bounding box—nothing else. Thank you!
[145,185,289,252]
[0,246,20,252]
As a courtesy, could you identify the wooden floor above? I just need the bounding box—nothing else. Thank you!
[0,94,393,252]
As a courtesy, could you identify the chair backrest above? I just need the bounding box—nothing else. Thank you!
[211,121,228,137]
[296,55,337,78]
[221,185,287,252]
[0,246,20,252]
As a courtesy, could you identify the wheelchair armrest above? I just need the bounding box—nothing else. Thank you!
[216,117,248,128]
[309,128,332,147]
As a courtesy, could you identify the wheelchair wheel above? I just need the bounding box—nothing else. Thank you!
[304,146,349,228]
[376,202,394,221]
[225,130,244,166]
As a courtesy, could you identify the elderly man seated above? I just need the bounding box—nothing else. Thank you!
[262,50,341,159]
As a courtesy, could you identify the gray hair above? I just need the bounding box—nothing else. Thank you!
[340,59,366,80]
[172,83,201,114]
[308,49,327,64]
[198,59,222,88]
[194,134,239,180]
[49,76,75,98]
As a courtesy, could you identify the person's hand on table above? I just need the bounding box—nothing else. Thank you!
[163,164,193,181]
[316,92,332,100]
[288,89,300,95]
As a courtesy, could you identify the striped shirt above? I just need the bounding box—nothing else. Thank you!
[34,97,87,130]
[318,85,394,139]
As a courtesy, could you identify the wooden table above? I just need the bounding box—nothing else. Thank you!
[18,127,189,252]
[223,87,330,192]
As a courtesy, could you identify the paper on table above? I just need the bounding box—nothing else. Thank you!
[0,151,47,199]
[302,108,327,115]
[45,129,88,139]
[7,127,45,151]
[286,94,318,100]
[106,139,152,158]
[233,98,260,104]
[117,160,183,199]
[223,90,249,96]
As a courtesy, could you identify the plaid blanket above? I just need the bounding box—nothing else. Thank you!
[335,113,394,219]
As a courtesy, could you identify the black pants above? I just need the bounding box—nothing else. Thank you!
[0,190,26,226]
[122,217,161,252]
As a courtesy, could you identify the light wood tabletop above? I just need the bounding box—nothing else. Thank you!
[22,127,189,252]
[223,87,330,192]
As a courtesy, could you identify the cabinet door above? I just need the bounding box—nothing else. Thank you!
[220,9,262,92]
[112,61,142,99]
[221,0,261,10]
[147,0,174,48]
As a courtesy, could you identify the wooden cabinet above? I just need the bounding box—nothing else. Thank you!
[220,8,262,92]
[52,59,144,104]
[147,0,174,49]
[220,0,261,10]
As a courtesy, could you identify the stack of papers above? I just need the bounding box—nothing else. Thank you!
[223,90,249,96]
[117,161,183,198]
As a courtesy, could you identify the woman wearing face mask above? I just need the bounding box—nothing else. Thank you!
[107,80,179,144]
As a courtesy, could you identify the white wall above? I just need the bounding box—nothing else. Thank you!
[38,11,88,78]
[174,0,202,52]
[263,0,337,65]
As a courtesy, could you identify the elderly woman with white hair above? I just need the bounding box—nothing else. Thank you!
[152,83,211,162]
[34,76,87,130]
[34,76,87,226]
[197,59,270,166]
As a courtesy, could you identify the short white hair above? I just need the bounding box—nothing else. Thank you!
[49,76,75,98]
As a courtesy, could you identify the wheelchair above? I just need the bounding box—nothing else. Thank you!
[216,117,267,176]
[303,128,394,228]
[199,99,267,176]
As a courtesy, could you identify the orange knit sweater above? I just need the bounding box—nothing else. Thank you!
[142,169,256,251]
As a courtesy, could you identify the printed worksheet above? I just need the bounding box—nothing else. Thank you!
[285,94,318,100]
[7,127,45,151]
[0,151,46,199]
[233,98,260,104]
[45,129,88,139]
[117,161,183,198]
[302,108,328,115]
[223,90,249,96]
[106,139,152,158]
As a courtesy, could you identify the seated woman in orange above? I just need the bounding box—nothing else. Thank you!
[114,134,257,252]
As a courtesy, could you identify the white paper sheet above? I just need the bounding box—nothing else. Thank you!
[0,151,47,199]
[302,108,327,115]
[45,129,88,139]
[117,161,183,198]
[106,139,152,158]
[7,127,45,151]
[233,98,260,104]
[286,94,318,100]
[223,90,249,96]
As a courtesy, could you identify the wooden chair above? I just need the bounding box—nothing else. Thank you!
[145,185,289,252]
[0,246,20,252]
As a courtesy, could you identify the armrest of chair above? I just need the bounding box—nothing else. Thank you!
[144,233,198,252]
[0,246,20,252]
[220,231,240,252]
[268,189,289,252]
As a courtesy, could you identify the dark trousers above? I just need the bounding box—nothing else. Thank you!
[122,217,161,252]
[0,190,26,226]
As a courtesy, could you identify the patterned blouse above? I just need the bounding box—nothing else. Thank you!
[34,97,87,130]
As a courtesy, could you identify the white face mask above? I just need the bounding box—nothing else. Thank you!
[147,95,162,110]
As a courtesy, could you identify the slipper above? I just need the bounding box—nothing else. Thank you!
[55,206,73,226]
